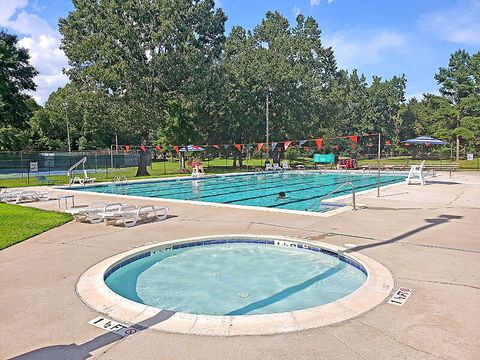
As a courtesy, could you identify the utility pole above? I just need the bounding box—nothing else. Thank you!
[64,102,71,154]
[266,87,271,158]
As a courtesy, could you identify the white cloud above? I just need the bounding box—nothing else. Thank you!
[419,0,480,46]
[0,0,69,105]
[324,30,407,69]
[310,0,334,6]
[293,6,301,17]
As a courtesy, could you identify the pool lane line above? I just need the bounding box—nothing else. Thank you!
[268,177,403,209]
[223,177,402,208]
[220,176,384,205]
[96,172,294,198]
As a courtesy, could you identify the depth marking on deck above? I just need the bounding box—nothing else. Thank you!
[387,287,415,306]
[88,316,139,337]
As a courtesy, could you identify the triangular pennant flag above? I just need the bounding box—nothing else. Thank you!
[335,145,340,150]
[385,140,391,146]
[305,146,310,152]
[257,143,264,151]
[299,140,306,146]
[271,142,277,151]
[234,143,242,152]
[125,145,130,153]
[155,145,162,151]
[284,141,292,150]
[173,146,179,153]
[349,135,358,144]
[140,145,146,152]
[212,144,220,149]
[315,139,323,149]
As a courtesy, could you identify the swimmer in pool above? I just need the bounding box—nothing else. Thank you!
[278,191,286,199]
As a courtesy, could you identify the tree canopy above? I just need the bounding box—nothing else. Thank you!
[0,30,39,150]
[1,4,478,165]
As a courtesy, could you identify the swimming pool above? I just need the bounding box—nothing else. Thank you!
[104,239,367,315]
[74,171,405,212]
[77,235,394,335]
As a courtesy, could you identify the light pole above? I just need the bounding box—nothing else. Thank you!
[64,102,71,154]
[266,87,271,157]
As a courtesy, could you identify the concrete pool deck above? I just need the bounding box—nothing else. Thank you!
[1,171,479,359]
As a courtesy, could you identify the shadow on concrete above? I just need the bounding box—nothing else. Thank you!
[8,310,176,360]
[226,263,345,315]
[345,214,462,253]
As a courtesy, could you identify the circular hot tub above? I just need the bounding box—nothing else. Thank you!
[77,235,394,335]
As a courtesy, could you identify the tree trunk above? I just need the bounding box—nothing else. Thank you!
[239,152,243,168]
[135,129,150,177]
[456,135,460,162]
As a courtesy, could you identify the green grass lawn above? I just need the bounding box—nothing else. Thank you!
[0,204,73,250]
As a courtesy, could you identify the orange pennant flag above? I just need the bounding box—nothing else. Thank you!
[140,145,146,152]
[315,139,323,149]
[173,146,179,153]
[257,143,264,151]
[234,143,242,152]
[125,145,130,152]
[349,135,358,144]
[155,145,162,151]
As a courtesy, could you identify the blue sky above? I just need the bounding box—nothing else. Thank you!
[1,0,479,104]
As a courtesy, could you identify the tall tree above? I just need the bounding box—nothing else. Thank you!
[59,0,226,175]
[0,30,39,150]
[434,50,478,160]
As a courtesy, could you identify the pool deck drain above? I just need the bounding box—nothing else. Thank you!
[1,171,480,359]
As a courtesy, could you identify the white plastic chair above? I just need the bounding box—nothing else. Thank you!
[272,163,280,171]
[282,160,292,170]
[265,163,272,171]
[406,160,426,186]
[67,201,110,223]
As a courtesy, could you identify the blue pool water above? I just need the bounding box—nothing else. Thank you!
[105,241,367,315]
[75,172,404,212]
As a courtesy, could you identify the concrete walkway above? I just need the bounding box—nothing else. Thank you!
[1,172,479,359]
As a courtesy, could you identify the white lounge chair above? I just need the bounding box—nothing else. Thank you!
[2,190,52,204]
[67,201,111,223]
[71,170,96,185]
[272,163,280,171]
[100,204,169,227]
[406,160,426,186]
[281,160,292,170]
[0,190,22,202]
[265,163,272,171]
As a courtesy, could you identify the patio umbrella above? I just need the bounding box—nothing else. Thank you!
[401,136,446,145]
[179,145,205,152]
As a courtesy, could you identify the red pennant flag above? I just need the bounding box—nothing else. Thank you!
[173,146,179,153]
[234,143,241,152]
[351,144,357,149]
[349,135,358,144]
[385,140,391,146]
[257,143,264,151]
[315,139,323,149]
[125,145,130,153]
[212,144,220,149]
[335,145,340,150]
[155,145,162,151]
[284,141,292,150]
[305,146,310,152]
[140,145,146,152]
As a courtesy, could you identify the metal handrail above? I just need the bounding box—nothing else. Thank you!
[306,181,356,211]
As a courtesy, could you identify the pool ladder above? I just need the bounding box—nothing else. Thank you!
[112,176,129,194]
[306,181,357,211]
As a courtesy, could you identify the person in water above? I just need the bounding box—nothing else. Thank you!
[278,191,286,199]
